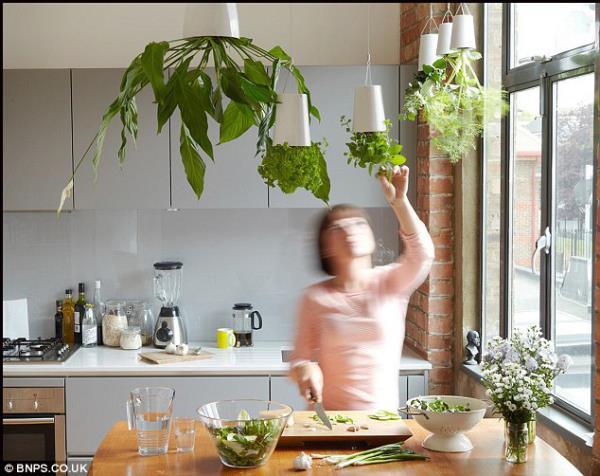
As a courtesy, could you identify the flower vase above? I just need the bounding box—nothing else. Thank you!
[504,421,528,463]
[527,419,536,444]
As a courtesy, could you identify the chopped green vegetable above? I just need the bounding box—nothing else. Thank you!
[208,416,285,467]
[368,410,401,421]
[311,413,354,425]
[408,398,471,413]
[311,442,428,468]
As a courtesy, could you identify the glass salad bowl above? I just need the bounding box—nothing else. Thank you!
[197,399,292,468]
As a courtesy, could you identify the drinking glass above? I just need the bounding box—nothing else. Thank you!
[174,417,196,453]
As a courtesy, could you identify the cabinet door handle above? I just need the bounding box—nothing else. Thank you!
[33,400,39,410]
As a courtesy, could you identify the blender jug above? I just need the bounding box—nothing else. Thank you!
[153,262,187,347]
[232,303,262,347]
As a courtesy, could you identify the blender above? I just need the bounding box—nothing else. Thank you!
[153,261,188,348]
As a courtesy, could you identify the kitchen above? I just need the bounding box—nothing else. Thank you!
[2,3,598,475]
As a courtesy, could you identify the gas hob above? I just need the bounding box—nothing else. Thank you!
[3,337,79,364]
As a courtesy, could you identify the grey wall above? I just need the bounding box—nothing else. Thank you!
[3,208,398,341]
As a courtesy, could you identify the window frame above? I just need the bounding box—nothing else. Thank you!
[481,2,597,425]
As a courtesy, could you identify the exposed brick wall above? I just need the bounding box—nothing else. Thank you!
[400,3,455,395]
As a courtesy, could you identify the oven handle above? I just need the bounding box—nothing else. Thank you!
[3,417,56,425]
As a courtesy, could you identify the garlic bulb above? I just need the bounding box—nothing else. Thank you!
[165,343,176,354]
[293,452,312,470]
[175,344,189,356]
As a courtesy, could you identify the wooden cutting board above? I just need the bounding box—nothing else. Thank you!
[278,411,412,446]
[138,350,213,364]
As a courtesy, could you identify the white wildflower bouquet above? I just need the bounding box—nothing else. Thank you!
[481,326,572,423]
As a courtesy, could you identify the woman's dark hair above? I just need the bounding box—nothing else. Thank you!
[317,204,372,276]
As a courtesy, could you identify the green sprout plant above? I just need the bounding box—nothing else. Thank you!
[400,50,508,163]
[58,36,322,213]
[340,116,406,180]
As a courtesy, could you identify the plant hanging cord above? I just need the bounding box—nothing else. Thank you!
[364,3,372,85]
[420,4,439,36]
[442,2,453,23]
[283,3,294,93]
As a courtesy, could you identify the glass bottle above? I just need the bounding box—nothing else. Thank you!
[54,300,63,340]
[82,304,97,348]
[134,302,155,346]
[62,289,75,344]
[74,282,86,344]
[93,280,105,345]
[102,300,128,347]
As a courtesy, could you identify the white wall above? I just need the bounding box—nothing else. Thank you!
[2,3,400,68]
[2,208,399,341]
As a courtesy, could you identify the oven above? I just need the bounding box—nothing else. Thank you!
[3,387,66,473]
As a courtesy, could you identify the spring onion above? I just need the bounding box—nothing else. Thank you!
[368,410,401,421]
[311,413,354,425]
[311,442,428,469]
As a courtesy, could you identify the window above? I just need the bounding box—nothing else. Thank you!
[482,3,596,421]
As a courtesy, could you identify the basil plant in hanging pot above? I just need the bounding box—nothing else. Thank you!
[400,50,508,163]
[58,36,327,213]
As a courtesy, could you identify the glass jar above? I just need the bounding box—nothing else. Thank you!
[504,421,528,463]
[133,301,154,346]
[102,300,128,347]
[120,326,142,350]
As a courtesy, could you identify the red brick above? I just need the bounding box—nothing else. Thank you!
[417,124,431,140]
[429,262,454,279]
[429,316,454,334]
[428,194,454,211]
[430,177,454,193]
[425,297,454,315]
[428,350,452,366]
[429,212,453,231]
[429,367,454,383]
[427,334,453,349]
[429,279,454,296]
[430,230,453,247]
[429,383,453,395]
[429,159,454,177]
[416,141,430,159]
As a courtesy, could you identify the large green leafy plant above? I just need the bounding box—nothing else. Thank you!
[340,116,406,180]
[58,36,323,213]
[401,50,508,163]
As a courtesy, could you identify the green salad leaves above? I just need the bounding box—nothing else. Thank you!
[408,397,472,413]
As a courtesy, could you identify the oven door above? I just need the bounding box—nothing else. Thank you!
[3,415,66,464]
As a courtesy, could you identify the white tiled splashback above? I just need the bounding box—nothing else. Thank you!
[3,208,398,340]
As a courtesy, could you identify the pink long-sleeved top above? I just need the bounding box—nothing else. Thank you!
[290,221,435,411]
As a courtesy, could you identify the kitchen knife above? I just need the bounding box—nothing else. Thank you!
[313,401,332,430]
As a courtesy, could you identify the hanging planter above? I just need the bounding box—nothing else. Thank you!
[258,92,330,204]
[352,85,386,133]
[183,3,240,38]
[436,6,454,56]
[450,4,476,50]
[57,6,325,213]
[417,7,439,71]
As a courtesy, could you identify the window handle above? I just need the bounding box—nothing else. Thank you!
[518,55,552,64]
[531,227,552,275]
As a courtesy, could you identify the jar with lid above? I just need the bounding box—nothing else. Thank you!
[120,326,142,350]
[132,301,154,346]
[102,300,128,347]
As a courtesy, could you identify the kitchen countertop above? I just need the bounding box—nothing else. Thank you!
[2,342,431,377]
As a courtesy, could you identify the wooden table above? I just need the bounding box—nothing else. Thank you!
[89,419,581,476]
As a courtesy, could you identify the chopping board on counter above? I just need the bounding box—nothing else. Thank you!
[138,350,213,364]
[278,411,412,446]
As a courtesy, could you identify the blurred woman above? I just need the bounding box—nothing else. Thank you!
[289,165,434,410]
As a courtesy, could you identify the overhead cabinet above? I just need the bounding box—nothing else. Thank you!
[3,69,73,211]
[71,69,170,209]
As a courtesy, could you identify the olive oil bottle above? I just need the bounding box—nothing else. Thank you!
[74,283,86,344]
[62,289,75,344]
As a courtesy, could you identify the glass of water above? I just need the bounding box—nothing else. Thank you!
[126,387,175,456]
[174,417,196,453]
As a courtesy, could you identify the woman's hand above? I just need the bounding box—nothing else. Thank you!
[379,165,409,205]
[293,362,324,403]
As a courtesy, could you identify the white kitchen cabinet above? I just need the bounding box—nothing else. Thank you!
[71,69,170,209]
[270,376,306,412]
[268,66,397,208]
[169,68,268,209]
[3,69,73,211]
[65,376,269,456]
[407,374,426,400]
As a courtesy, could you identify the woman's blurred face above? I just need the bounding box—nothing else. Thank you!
[323,214,375,266]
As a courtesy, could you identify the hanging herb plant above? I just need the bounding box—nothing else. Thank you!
[400,50,508,163]
[57,37,322,213]
[340,116,406,180]
[258,138,330,204]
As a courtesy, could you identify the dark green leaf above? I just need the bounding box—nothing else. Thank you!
[268,46,291,61]
[239,77,277,104]
[212,87,224,123]
[157,76,177,133]
[432,58,447,69]
[243,59,270,86]
[422,64,434,74]
[141,41,169,101]
[314,152,330,204]
[220,101,255,144]
[179,124,206,199]
[220,68,254,106]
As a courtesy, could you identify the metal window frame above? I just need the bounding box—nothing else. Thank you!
[483,2,597,424]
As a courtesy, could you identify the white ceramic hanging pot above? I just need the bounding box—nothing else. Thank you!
[352,85,386,133]
[273,93,311,146]
[183,3,240,38]
[450,14,476,50]
[436,21,454,56]
[418,33,440,71]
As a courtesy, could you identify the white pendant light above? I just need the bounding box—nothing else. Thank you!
[418,5,440,71]
[183,3,240,38]
[273,93,311,146]
[436,4,454,56]
[352,4,386,133]
[450,3,476,50]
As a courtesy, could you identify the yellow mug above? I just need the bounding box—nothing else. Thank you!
[216,328,236,349]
